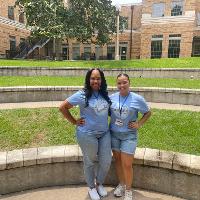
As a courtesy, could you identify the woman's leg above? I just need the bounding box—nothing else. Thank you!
[113,150,125,185]
[96,131,112,185]
[76,131,98,188]
[121,152,134,190]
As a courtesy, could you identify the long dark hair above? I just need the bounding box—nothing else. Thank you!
[83,68,111,107]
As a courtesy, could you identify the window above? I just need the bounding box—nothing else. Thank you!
[197,12,200,26]
[151,35,163,59]
[168,34,181,58]
[83,46,91,60]
[152,3,165,17]
[72,43,80,60]
[171,0,183,16]
[8,6,14,20]
[19,12,24,23]
[9,36,16,51]
[120,17,128,30]
[192,37,200,57]
[95,45,103,60]
[107,43,115,60]
[19,38,26,50]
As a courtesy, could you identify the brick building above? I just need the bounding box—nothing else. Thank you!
[0,0,200,60]
[0,0,30,58]
[141,0,200,58]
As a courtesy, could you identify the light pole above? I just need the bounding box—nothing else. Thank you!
[115,4,121,60]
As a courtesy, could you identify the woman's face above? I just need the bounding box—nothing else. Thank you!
[117,75,130,96]
[90,69,102,91]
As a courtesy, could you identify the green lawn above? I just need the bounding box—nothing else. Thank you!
[0,76,200,89]
[0,108,200,155]
[1,57,200,68]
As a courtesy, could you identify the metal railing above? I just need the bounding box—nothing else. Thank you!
[14,38,50,59]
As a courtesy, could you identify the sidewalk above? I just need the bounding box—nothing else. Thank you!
[0,101,199,112]
[0,185,185,200]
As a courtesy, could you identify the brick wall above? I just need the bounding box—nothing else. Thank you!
[0,24,30,56]
[0,0,30,56]
[140,0,197,58]
[0,0,22,21]
[120,4,142,30]
[142,0,196,15]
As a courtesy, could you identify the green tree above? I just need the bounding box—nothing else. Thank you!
[15,0,120,45]
[16,0,65,38]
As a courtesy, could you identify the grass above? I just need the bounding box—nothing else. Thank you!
[0,76,200,89]
[0,108,200,155]
[1,57,200,68]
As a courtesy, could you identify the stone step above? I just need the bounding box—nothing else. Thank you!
[0,101,199,112]
[0,186,185,200]
[0,67,200,79]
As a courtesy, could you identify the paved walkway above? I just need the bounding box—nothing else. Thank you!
[0,186,185,200]
[0,101,199,112]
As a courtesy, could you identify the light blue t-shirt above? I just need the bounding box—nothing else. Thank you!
[109,92,150,133]
[67,90,109,133]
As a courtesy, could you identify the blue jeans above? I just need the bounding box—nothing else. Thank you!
[111,131,138,155]
[76,130,112,188]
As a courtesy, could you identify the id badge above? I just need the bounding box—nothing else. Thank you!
[115,119,124,126]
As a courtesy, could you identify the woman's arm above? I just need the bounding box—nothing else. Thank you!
[59,100,85,126]
[128,110,151,129]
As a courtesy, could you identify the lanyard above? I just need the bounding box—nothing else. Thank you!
[93,92,99,100]
[119,92,130,116]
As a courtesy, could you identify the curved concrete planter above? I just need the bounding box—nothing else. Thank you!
[0,145,199,199]
[0,86,200,106]
[1,67,200,79]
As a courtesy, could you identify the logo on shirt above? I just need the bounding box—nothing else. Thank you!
[112,103,129,119]
[94,99,108,116]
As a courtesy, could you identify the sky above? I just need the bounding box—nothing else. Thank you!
[111,0,142,5]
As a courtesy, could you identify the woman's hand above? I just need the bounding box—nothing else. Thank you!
[75,118,85,126]
[128,121,141,129]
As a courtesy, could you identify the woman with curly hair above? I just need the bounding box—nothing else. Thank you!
[59,68,112,200]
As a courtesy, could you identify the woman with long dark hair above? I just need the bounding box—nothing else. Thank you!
[59,68,112,200]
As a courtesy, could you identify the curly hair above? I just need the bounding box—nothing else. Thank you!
[83,68,111,107]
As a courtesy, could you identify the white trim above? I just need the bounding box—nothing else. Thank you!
[194,26,200,30]
[169,37,181,40]
[0,16,30,30]
[151,38,163,41]
[118,3,142,6]
[142,15,195,25]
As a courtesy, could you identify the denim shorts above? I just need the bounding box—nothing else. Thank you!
[111,131,138,155]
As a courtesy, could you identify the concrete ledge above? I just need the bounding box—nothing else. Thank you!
[0,145,200,200]
[0,86,200,106]
[0,67,200,79]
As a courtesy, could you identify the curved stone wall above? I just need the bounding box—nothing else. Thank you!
[0,145,200,199]
[0,86,200,106]
[0,67,200,79]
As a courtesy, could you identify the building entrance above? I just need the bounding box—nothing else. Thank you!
[62,46,69,60]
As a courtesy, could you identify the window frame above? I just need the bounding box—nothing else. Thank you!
[19,12,25,23]
[152,3,165,18]
[151,35,163,59]
[8,6,15,20]
[9,36,16,51]
[168,34,181,58]
[171,0,184,16]
[197,12,200,26]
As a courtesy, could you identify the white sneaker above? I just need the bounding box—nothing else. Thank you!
[114,184,125,197]
[97,184,108,197]
[124,190,133,200]
[88,188,100,200]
